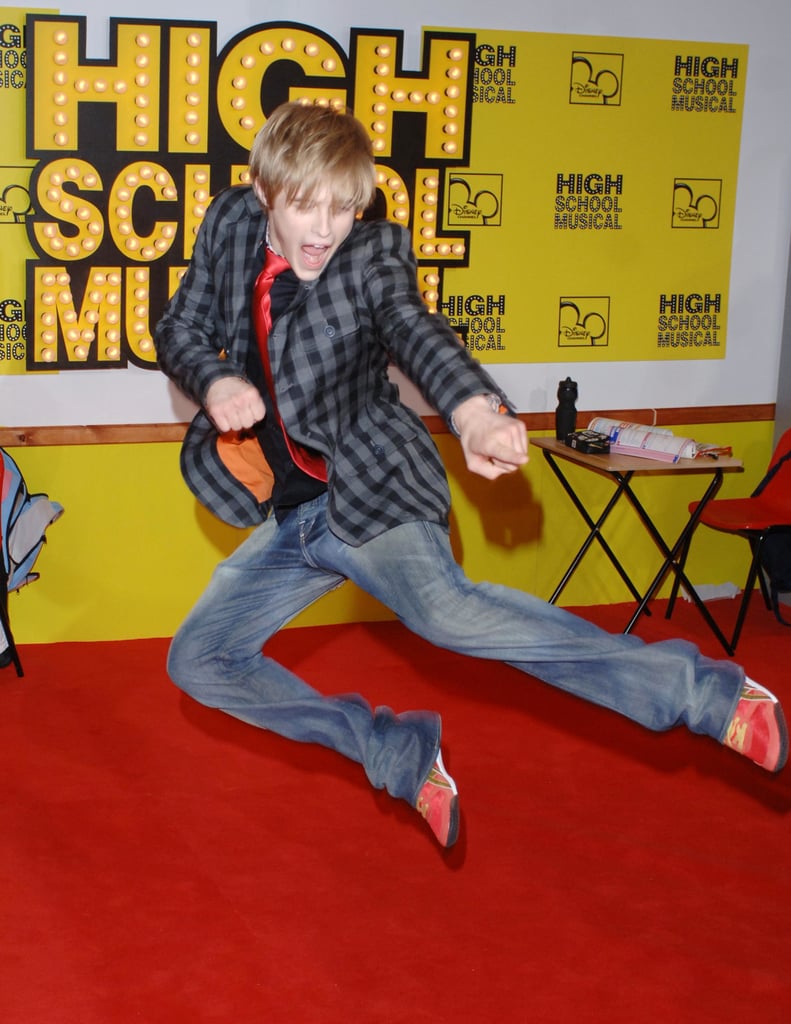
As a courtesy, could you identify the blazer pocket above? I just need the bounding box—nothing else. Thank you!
[336,412,419,475]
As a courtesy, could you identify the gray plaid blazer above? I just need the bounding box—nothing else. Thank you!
[155,185,511,546]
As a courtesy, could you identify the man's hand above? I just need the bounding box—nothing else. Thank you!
[205,377,266,433]
[452,394,528,479]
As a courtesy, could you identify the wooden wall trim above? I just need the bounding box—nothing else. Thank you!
[0,404,776,448]
[0,423,190,447]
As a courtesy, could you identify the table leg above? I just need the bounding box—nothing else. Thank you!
[541,451,647,606]
[620,470,735,653]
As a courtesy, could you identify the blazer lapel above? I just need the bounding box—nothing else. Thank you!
[223,189,266,357]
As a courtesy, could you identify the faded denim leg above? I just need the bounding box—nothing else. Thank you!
[167,500,439,804]
[310,518,743,744]
[171,495,744,809]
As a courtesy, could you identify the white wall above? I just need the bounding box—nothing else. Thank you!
[4,0,789,422]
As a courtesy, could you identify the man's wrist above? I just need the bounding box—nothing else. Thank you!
[450,393,508,436]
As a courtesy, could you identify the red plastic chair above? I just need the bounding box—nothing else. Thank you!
[677,428,791,654]
[1,454,24,676]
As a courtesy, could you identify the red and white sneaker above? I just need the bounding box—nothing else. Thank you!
[724,679,788,773]
[416,751,459,848]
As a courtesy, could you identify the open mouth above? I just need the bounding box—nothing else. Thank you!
[302,244,329,270]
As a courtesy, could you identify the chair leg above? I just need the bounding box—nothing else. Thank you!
[728,539,766,653]
[750,537,773,612]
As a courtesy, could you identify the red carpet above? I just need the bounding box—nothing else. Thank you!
[2,600,789,1023]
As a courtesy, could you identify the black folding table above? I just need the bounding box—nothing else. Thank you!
[531,436,744,653]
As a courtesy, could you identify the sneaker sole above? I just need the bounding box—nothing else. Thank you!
[446,794,460,847]
[772,702,789,773]
[435,750,460,847]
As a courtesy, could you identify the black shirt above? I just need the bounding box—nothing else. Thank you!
[246,262,327,519]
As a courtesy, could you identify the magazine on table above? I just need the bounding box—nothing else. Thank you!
[586,417,732,463]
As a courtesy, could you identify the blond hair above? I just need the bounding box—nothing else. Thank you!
[249,102,377,213]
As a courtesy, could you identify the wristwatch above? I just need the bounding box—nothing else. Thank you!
[484,393,509,416]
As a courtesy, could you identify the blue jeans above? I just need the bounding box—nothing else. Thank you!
[168,494,743,805]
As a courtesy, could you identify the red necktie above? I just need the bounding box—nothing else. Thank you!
[252,249,327,482]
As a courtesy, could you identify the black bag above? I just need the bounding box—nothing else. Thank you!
[752,448,791,626]
[758,533,791,626]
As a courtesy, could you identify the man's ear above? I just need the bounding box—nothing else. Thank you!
[251,178,267,208]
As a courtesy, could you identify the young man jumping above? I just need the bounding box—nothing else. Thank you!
[155,101,787,849]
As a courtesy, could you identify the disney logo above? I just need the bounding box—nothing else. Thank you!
[560,325,591,340]
[449,203,482,221]
[571,82,602,98]
[447,175,501,225]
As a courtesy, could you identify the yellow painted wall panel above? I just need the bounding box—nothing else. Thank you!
[6,420,773,644]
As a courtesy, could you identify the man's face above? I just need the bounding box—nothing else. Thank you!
[256,182,357,281]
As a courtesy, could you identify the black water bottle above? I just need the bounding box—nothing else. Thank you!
[555,376,578,441]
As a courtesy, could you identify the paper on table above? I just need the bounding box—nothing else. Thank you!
[587,417,731,462]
